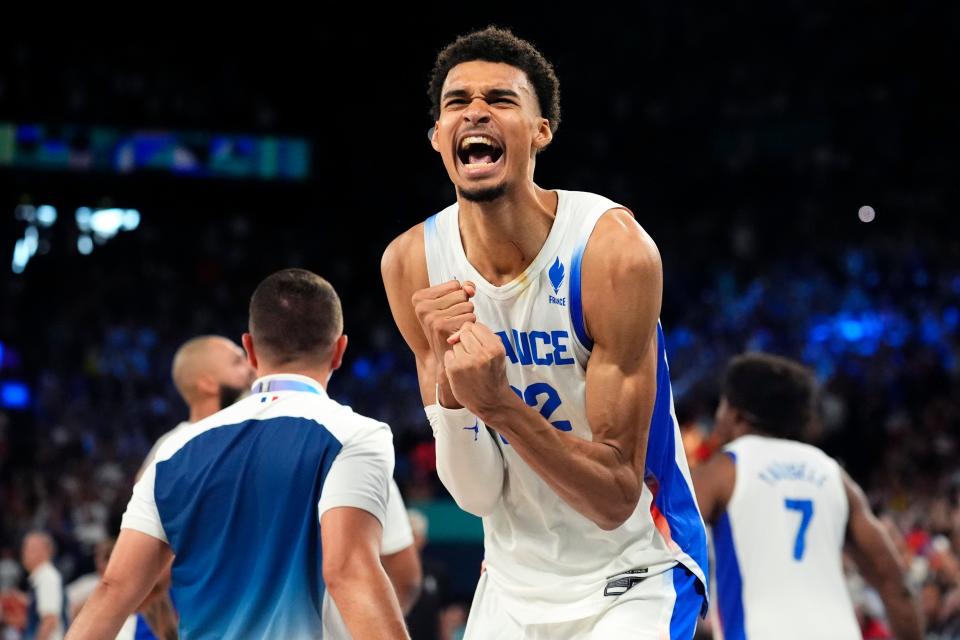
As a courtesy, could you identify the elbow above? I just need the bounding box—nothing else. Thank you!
[437,468,503,517]
[323,554,363,598]
[595,513,630,532]
[323,565,348,600]
[94,574,136,610]
[451,492,501,518]
[594,489,642,531]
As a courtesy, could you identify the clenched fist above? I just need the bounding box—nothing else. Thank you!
[412,280,477,408]
[444,321,512,421]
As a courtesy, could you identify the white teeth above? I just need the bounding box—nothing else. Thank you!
[460,135,498,150]
[464,161,497,168]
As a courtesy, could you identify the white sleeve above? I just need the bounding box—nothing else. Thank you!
[380,478,415,555]
[138,429,173,478]
[318,425,394,526]
[33,567,63,617]
[120,460,168,543]
[116,615,138,640]
[426,403,504,517]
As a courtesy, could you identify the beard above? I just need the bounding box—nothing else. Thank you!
[218,384,247,410]
[459,182,508,203]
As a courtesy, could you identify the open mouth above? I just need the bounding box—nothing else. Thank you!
[457,135,505,170]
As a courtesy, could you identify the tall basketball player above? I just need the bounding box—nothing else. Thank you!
[382,27,707,639]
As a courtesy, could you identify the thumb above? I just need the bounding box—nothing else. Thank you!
[462,280,477,298]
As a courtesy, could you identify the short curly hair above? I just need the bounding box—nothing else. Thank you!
[428,26,561,134]
[723,353,819,441]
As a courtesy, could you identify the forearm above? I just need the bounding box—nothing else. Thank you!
[138,591,179,640]
[37,615,57,640]
[328,565,410,639]
[426,404,504,516]
[65,581,140,640]
[484,394,640,530]
[382,547,422,615]
[876,575,924,640]
[845,474,925,640]
[387,570,421,616]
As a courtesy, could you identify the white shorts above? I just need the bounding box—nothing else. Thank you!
[463,565,703,640]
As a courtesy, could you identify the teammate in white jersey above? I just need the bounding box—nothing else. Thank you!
[693,353,923,640]
[139,335,256,477]
[68,269,409,639]
[382,27,707,638]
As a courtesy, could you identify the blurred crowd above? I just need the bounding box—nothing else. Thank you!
[1,227,957,637]
[1,6,957,637]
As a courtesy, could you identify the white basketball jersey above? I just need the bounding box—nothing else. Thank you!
[423,189,708,623]
[714,435,860,639]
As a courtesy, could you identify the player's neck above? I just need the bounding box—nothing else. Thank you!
[457,183,558,285]
[255,365,332,390]
[189,397,222,424]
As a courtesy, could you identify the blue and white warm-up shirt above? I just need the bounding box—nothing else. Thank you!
[121,373,395,639]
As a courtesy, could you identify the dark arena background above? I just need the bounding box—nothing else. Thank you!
[1,6,958,639]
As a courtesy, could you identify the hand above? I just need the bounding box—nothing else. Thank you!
[444,322,514,421]
[412,280,477,407]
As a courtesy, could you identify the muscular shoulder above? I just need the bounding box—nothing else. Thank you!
[381,222,427,289]
[585,208,662,287]
[581,208,663,346]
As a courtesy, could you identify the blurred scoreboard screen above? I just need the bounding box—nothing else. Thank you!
[0,122,311,182]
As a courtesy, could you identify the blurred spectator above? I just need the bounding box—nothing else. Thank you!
[20,532,66,640]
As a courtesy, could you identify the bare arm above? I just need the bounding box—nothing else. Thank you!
[382,228,505,516]
[136,557,178,640]
[322,507,410,639]
[37,614,58,640]
[381,224,464,406]
[445,210,661,530]
[66,530,173,640]
[381,545,423,615]
[691,451,737,525]
[843,470,924,640]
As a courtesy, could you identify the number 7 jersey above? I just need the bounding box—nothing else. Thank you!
[423,189,708,624]
[714,435,860,639]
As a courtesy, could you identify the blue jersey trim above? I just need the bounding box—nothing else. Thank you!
[670,565,705,638]
[645,325,710,606]
[569,239,592,351]
[714,452,746,640]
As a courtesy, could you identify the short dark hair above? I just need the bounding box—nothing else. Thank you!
[248,269,342,365]
[722,353,818,440]
[428,26,561,134]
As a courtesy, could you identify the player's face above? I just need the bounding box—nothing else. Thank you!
[20,537,43,570]
[223,342,256,388]
[433,61,552,202]
[713,397,738,445]
[211,339,256,407]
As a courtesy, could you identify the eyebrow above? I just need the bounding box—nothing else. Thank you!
[441,88,522,102]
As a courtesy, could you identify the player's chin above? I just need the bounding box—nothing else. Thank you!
[458,178,509,203]
[455,158,510,202]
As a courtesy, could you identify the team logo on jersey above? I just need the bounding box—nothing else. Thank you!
[463,419,479,441]
[548,257,566,306]
[549,258,564,293]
